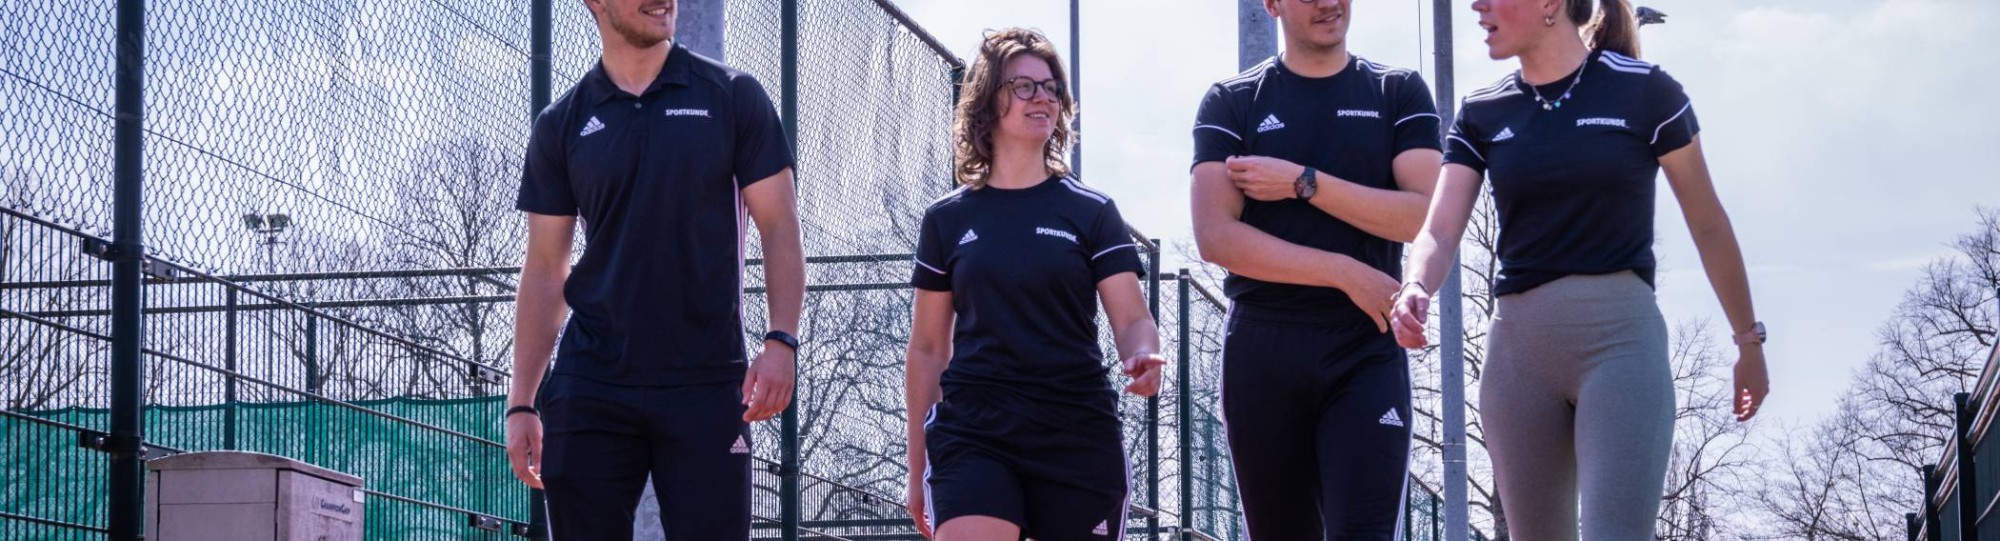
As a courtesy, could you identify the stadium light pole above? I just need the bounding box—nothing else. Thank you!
[1428,0,1471,540]
[1637,6,1668,26]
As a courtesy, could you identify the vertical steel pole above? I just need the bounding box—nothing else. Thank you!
[108,0,148,537]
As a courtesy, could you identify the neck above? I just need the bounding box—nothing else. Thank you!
[1278,40,1350,78]
[1518,32,1591,86]
[987,139,1051,189]
[602,35,673,95]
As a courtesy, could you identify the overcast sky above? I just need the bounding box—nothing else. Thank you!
[892,0,2000,427]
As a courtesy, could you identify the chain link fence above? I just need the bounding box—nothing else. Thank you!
[0,1,1466,539]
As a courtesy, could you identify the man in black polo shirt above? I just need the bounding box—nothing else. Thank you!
[1188,0,1441,537]
[503,0,803,539]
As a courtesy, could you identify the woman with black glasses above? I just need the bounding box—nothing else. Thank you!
[903,28,1165,541]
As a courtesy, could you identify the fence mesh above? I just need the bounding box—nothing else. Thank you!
[0,1,1460,539]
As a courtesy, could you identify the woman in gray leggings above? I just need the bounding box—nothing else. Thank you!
[1389,0,1770,538]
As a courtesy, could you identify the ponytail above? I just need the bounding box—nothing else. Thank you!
[1577,0,1641,58]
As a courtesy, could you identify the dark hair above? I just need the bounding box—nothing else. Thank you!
[952,28,1075,187]
[1568,0,1640,58]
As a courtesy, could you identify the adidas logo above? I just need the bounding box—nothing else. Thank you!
[1492,127,1514,142]
[1379,408,1405,428]
[1256,114,1285,133]
[730,435,750,455]
[579,116,605,137]
[958,230,979,245]
[1092,520,1109,536]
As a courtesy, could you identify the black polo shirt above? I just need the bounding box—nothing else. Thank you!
[1444,49,1700,296]
[1191,54,1442,325]
[911,176,1145,416]
[516,43,794,386]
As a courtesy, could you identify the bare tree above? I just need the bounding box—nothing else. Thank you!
[1742,208,1999,539]
[1657,321,1757,540]
[1746,400,1912,541]
[1,169,112,411]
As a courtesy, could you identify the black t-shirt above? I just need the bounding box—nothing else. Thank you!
[911,176,1145,416]
[1444,49,1700,296]
[516,43,794,386]
[1191,55,1442,324]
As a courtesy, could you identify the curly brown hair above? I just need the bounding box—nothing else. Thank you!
[952,28,1075,188]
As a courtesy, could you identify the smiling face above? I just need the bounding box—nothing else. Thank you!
[993,54,1061,148]
[589,0,676,48]
[1269,0,1352,52]
[1473,0,1561,60]
[951,28,1074,186]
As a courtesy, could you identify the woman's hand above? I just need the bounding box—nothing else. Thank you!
[1121,353,1169,397]
[1390,283,1431,349]
[1734,346,1770,422]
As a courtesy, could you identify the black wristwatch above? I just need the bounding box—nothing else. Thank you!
[763,330,800,352]
[1294,166,1319,200]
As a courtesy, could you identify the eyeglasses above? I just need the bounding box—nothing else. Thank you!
[1003,77,1064,101]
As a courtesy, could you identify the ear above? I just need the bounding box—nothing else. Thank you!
[1264,0,1281,20]
[1543,0,1567,19]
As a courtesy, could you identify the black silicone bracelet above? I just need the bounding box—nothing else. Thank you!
[505,405,539,418]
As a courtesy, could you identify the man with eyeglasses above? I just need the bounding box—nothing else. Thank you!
[505,0,804,539]
[1188,0,1443,537]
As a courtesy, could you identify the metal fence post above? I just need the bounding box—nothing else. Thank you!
[1068,0,1081,178]
[107,0,149,537]
[1957,392,1978,541]
[1176,269,1192,541]
[305,317,319,394]
[225,289,238,451]
[526,0,553,536]
[778,1,802,539]
[1925,464,1941,541]
[1146,240,1161,539]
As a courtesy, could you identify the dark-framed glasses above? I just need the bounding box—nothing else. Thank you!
[1004,76,1064,101]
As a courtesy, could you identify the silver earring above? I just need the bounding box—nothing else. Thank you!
[1544,13,1558,26]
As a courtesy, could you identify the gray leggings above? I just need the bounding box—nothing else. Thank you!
[1483,271,1673,541]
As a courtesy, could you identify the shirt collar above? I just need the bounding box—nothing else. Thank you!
[585,41,693,106]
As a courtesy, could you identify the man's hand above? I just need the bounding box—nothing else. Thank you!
[907,471,934,539]
[1338,265,1401,334]
[742,345,797,422]
[505,412,544,488]
[1226,155,1307,202]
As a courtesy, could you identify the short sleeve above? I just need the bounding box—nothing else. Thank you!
[516,107,577,216]
[1390,73,1444,155]
[730,74,795,188]
[911,210,952,291]
[1646,68,1700,156]
[1086,200,1145,282]
[1442,100,1488,173]
[1191,84,1246,169]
